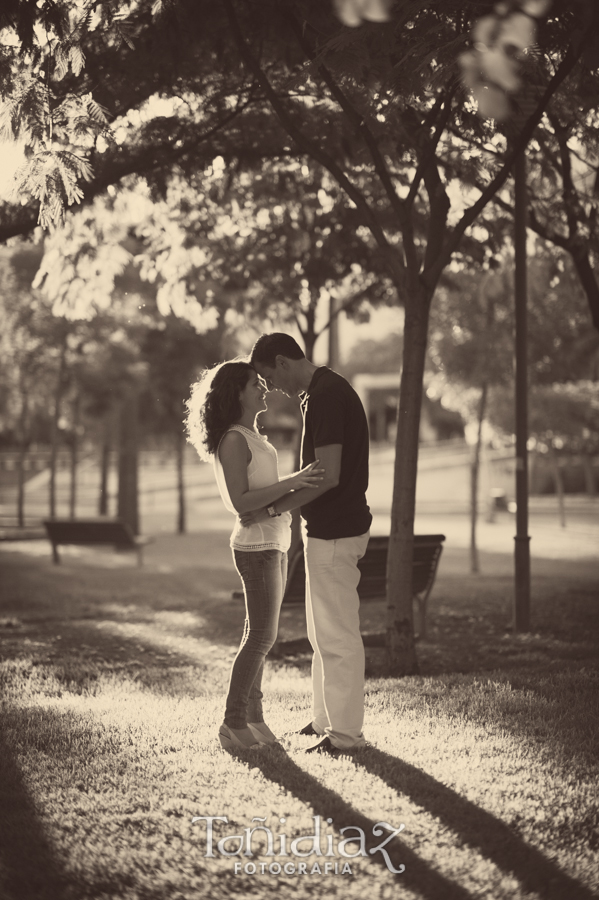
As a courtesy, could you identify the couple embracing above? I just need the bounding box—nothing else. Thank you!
[186,333,371,756]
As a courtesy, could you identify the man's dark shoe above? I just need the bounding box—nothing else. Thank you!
[297,722,320,736]
[305,737,342,756]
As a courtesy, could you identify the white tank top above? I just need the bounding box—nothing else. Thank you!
[213,424,292,553]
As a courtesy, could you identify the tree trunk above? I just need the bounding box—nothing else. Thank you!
[16,389,29,528]
[549,443,566,528]
[288,321,316,558]
[99,420,111,516]
[528,448,537,497]
[176,426,186,534]
[386,287,432,676]
[582,452,596,497]
[49,340,67,519]
[328,294,340,371]
[69,393,80,519]
[470,383,488,574]
[16,447,27,527]
[16,444,28,528]
[571,247,599,333]
[303,329,317,364]
[117,387,140,535]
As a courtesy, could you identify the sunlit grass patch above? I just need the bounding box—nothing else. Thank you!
[1,652,598,900]
[1,540,598,900]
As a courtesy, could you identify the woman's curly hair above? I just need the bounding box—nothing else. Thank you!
[185,359,255,462]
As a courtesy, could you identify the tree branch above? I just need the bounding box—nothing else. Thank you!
[422,155,451,273]
[222,0,405,287]
[424,41,585,290]
[527,205,568,247]
[526,208,599,331]
[286,12,406,222]
[547,111,581,239]
[314,283,376,337]
[469,176,599,331]
[284,11,425,280]
[0,88,261,245]
[405,90,456,209]
[570,250,599,331]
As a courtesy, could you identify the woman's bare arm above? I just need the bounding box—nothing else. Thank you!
[218,431,323,514]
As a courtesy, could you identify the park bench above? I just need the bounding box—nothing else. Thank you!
[43,518,153,567]
[281,533,446,639]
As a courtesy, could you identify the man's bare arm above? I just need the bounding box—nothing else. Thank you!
[274,444,341,512]
[240,444,342,525]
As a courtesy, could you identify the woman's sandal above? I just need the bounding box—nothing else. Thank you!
[218,724,261,750]
[247,722,279,744]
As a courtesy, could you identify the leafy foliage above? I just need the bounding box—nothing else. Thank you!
[1,0,597,664]
[488,380,599,454]
[0,244,69,446]
[0,236,229,454]
[429,243,599,433]
[0,0,595,240]
[459,0,553,121]
[0,0,174,224]
[13,149,92,227]
[30,156,397,350]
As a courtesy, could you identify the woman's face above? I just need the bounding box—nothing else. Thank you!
[239,370,267,416]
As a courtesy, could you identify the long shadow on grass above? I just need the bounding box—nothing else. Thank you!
[0,703,208,900]
[0,549,244,650]
[0,711,70,900]
[356,747,596,900]
[246,748,476,900]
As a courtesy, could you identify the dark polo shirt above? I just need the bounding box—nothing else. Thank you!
[300,367,372,540]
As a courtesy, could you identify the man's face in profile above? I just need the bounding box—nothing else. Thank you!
[253,359,295,397]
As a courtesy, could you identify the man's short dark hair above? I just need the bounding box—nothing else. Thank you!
[250,333,305,368]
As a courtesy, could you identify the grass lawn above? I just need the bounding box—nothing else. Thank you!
[0,531,598,900]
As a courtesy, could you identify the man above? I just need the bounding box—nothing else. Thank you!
[246,333,372,755]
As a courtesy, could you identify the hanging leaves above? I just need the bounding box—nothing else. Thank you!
[112,14,136,51]
[334,0,393,28]
[0,0,139,225]
[69,44,85,77]
[460,0,553,120]
[14,149,93,227]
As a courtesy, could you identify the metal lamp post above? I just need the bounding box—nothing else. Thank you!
[513,147,531,632]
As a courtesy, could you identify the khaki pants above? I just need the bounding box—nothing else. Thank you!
[303,528,370,749]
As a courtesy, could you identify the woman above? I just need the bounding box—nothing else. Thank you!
[185,359,323,751]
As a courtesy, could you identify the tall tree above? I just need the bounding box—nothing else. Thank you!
[0,249,68,522]
[488,381,599,521]
[140,312,225,533]
[429,261,512,573]
[216,0,597,672]
[132,162,396,352]
[430,243,598,546]
[3,0,599,671]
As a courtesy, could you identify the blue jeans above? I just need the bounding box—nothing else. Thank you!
[224,548,288,729]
